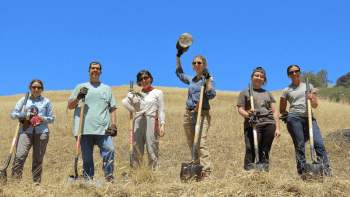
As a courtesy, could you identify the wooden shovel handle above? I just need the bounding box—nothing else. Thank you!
[9,92,30,154]
[129,80,134,152]
[75,98,85,155]
[193,76,206,144]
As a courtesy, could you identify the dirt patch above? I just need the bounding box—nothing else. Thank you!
[324,129,350,145]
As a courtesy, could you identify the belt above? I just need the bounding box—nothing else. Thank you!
[186,106,209,112]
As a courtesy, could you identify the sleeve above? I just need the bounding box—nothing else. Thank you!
[43,99,54,124]
[205,76,216,100]
[109,88,117,109]
[157,91,166,125]
[280,88,287,99]
[310,84,316,94]
[68,84,81,103]
[122,92,136,112]
[236,89,247,107]
[268,91,276,103]
[10,97,25,120]
[175,67,191,85]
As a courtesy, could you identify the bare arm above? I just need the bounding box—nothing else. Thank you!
[306,93,318,109]
[238,106,253,118]
[68,98,80,110]
[110,108,116,125]
[176,56,181,69]
[279,97,288,114]
[270,102,281,138]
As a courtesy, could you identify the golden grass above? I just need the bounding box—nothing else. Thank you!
[0,86,350,196]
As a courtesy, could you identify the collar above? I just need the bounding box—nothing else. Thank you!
[30,94,42,101]
[142,86,154,93]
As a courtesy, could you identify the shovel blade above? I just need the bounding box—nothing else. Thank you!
[180,162,203,182]
[304,163,324,176]
[247,163,269,172]
[67,175,76,183]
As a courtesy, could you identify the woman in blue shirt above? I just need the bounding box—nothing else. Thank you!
[10,79,54,183]
[176,52,216,181]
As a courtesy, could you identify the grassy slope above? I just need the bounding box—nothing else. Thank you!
[0,86,349,196]
[317,86,350,103]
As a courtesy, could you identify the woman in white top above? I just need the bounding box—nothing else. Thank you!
[122,70,165,170]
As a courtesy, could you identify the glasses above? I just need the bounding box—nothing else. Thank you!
[192,62,202,65]
[288,70,300,75]
[31,86,42,90]
[138,76,150,81]
[253,75,264,79]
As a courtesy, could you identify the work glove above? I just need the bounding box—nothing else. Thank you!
[279,112,289,123]
[105,124,117,137]
[77,87,89,100]
[249,111,261,125]
[18,112,37,121]
[201,68,211,79]
[176,41,186,58]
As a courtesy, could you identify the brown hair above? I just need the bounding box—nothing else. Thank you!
[287,64,300,75]
[89,61,102,71]
[29,79,44,91]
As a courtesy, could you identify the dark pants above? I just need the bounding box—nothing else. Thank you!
[286,113,331,175]
[244,124,276,170]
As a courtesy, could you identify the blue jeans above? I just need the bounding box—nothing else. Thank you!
[286,114,331,175]
[80,135,115,178]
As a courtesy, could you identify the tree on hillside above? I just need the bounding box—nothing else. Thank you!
[336,72,350,88]
[317,70,333,87]
[300,70,322,87]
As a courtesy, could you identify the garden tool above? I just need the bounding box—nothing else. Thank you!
[303,77,323,177]
[180,75,205,182]
[0,92,30,180]
[246,83,269,172]
[68,97,86,183]
[122,80,134,180]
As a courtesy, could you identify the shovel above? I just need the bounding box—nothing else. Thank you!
[303,77,323,178]
[0,92,30,180]
[180,75,205,182]
[122,80,134,180]
[246,83,269,172]
[68,97,86,183]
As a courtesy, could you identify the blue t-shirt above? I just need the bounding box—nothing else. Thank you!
[175,67,216,109]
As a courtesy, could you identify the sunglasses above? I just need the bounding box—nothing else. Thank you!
[138,76,150,81]
[192,62,203,65]
[31,86,43,90]
[288,70,300,75]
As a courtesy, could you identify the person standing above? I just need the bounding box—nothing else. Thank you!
[10,79,54,183]
[68,61,117,182]
[237,67,281,171]
[122,70,165,170]
[280,64,332,176]
[176,51,216,181]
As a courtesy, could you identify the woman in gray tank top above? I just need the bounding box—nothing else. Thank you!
[280,65,332,176]
[237,67,281,171]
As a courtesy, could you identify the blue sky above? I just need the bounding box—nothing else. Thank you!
[1,1,349,96]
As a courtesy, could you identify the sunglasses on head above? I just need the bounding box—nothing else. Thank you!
[31,86,42,90]
[288,70,300,75]
[192,62,202,65]
[138,76,150,81]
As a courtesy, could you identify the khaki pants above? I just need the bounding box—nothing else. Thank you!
[11,132,49,182]
[133,115,159,170]
[183,110,211,173]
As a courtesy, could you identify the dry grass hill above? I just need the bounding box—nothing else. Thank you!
[0,86,350,196]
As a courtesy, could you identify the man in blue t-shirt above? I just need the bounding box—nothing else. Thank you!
[68,61,117,182]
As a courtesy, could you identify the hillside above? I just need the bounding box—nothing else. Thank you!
[0,86,350,196]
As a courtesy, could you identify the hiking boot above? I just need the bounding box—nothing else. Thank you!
[105,175,116,183]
